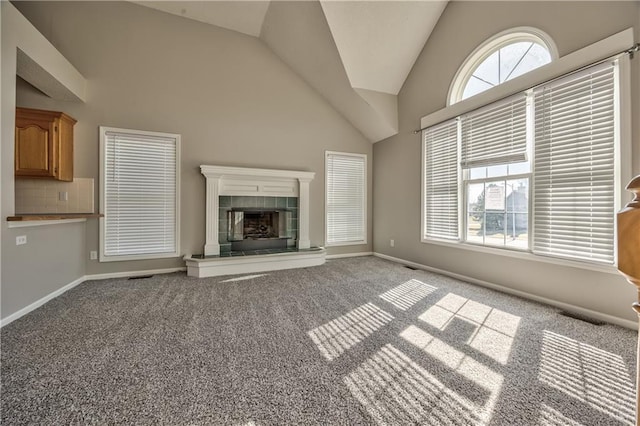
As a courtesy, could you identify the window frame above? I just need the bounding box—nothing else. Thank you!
[325,150,368,247]
[463,173,532,251]
[448,27,559,106]
[460,89,534,251]
[99,126,181,262]
[420,29,633,271]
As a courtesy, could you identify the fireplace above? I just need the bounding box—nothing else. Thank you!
[227,208,291,251]
[197,165,315,256]
[184,165,326,278]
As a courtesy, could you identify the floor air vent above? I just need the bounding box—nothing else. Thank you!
[559,311,605,326]
[128,275,154,280]
[404,265,418,270]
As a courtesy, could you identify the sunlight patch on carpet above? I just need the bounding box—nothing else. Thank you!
[378,279,437,311]
[400,325,503,419]
[538,404,584,426]
[308,303,394,361]
[221,274,269,283]
[344,344,494,425]
[539,330,635,425]
[418,293,520,364]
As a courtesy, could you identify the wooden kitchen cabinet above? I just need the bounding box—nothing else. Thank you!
[15,107,77,181]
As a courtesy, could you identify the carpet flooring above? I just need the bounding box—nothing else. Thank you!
[1,256,637,425]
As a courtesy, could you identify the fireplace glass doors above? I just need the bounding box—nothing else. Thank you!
[227,209,291,251]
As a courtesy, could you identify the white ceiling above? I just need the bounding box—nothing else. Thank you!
[132,0,450,141]
[320,0,448,95]
[133,1,447,94]
[132,1,271,37]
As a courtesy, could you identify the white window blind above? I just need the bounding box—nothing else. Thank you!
[423,119,459,240]
[460,94,528,168]
[100,127,180,261]
[533,61,616,264]
[326,151,366,246]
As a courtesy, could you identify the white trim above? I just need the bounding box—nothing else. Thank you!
[612,52,633,267]
[200,165,315,255]
[99,126,181,263]
[448,26,558,105]
[373,252,637,330]
[297,177,312,250]
[0,267,187,328]
[84,267,186,281]
[326,251,373,259]
[0,276,85,328]
[420,130,427,242]
[8,218,86,228]
[422,32,633,271]
[200,165,315,182]
[325,150,368,247]
[325,240,367,248]
[423,28,634,130]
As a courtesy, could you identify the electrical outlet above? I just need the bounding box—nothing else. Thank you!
[59,191,68,201]
[16,235,27,245]
[390,239,395,247]
[90,251,98,260]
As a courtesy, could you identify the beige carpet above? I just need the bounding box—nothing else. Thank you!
[1,256,636,425]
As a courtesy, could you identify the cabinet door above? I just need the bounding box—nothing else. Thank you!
[15,118,56,178]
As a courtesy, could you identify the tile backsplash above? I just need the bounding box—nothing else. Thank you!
[15,178,95,214]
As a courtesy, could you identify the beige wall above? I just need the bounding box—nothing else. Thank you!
[12,1,373,281]
[6,0,637,325]
[373,1,640,323]
[1,221,86,319]
[1,2,87,321]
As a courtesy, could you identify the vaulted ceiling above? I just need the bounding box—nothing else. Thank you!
[133,1,449,142]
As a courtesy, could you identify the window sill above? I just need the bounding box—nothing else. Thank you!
[99,252,181,262]
[420,238,618,275]
[326,240,368,248]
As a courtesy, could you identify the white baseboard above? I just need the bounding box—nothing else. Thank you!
[1,267,187,328]
[326,251,373,260]
[373,252,638,330]
[6,255,634,331]
[84,267,186,281]
[0,276,86,328]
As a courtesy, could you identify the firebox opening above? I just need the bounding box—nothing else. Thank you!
[227,208,291,251]
[244,211,279,239]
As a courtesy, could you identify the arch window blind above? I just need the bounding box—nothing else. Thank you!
[100,127,180,261]
[326,151,366,246]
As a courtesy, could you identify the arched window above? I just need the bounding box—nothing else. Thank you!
[448,27,558,105]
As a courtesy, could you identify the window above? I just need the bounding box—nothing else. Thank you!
[449,28,557,105]
[326,151,366,246]
[423,58,626,266]
[462,93,532,250]
[100,127,180,261]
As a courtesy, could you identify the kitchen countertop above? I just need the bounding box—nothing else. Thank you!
[7,213,103,221]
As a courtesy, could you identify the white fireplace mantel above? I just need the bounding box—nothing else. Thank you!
[200,165,315,256]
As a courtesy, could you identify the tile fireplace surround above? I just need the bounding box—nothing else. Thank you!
[184,165,326,278]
